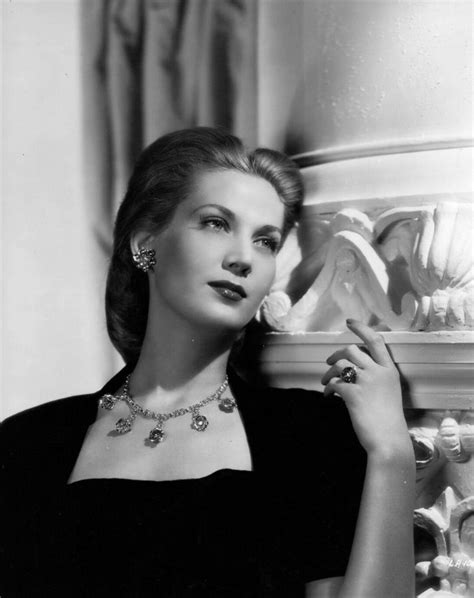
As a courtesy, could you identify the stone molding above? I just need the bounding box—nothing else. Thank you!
[292,139,474,168]
[253,331,474,410]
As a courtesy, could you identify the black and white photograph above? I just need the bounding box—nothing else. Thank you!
[1,1,473,596]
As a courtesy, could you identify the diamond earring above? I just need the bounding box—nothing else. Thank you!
[132,247,156,273]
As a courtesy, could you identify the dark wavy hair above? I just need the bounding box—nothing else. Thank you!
[106,127,304,364]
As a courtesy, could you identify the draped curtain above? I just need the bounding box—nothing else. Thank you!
[81,0,258,254]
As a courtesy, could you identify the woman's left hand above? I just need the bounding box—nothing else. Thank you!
[321,319,411,458]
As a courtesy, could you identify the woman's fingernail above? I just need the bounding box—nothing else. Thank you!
[346,318,354,326]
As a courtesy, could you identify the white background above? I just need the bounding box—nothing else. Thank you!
[2,0,116,419]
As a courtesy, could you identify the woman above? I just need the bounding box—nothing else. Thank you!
[0,127,415,597]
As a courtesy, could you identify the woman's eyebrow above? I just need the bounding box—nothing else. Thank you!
[192,204,235,220]
[258,224,282,236]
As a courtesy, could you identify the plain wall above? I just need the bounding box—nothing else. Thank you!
[1,0,117,419]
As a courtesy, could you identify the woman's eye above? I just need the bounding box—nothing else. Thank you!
[255,237,279,253]
[200,216,228,231]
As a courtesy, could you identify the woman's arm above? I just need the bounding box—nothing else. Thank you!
[334,444,415,598]
[307,319,416,598]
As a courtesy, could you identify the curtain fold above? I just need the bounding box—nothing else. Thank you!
[81,0,258,254]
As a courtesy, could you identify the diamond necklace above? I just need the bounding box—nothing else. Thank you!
[99,374,236,445]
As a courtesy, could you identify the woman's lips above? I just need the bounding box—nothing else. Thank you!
[208,281,246,302]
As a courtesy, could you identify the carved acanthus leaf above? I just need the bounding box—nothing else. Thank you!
[409,413,474,464]
[415,488,474,597]
[377,202,474,331]
[261,226,415,332]
[410,422,440,468]
[262,201,474,332]
[415,486,460,540]
[438,418,468,463]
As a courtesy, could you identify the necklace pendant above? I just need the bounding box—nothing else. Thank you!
[99,394,117,411]
[115,417,133,435]
[191,413,209,432]
[219,397,236,413]
[148,426,165,444]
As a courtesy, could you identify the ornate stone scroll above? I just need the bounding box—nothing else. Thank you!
[260,201,473,334]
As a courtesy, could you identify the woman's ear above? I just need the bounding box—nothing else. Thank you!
[130,231,156,256]
[130,231,158,273]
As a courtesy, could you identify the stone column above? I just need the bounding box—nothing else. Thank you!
[254,2,474,595]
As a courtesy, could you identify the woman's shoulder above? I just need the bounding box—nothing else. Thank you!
[1,367,131,494]
[265,385,359,440]
[258,383,345,408]
[1,366,128,439]
[0,393,98,465]
[0,392,99,495]
[1,392,96,434]
[241,376,353,423]
[233,372,361,450]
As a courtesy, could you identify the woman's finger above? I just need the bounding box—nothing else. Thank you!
[321,360,357,385]
[326,344,372,368]
[346,319,392,367]
[323,376,356,398]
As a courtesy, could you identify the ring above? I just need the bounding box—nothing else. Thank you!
[340,366,357,384]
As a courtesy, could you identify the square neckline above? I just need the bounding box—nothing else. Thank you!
[66,467,254,487]
[65,366,258,487]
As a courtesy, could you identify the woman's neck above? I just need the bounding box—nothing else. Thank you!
[128,311,237,409]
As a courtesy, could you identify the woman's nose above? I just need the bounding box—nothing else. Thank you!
[222,242,252,278]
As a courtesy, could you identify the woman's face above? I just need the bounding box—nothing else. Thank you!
[144,169,285,333]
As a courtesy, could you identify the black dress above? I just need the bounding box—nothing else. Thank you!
[0,367,366,597]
